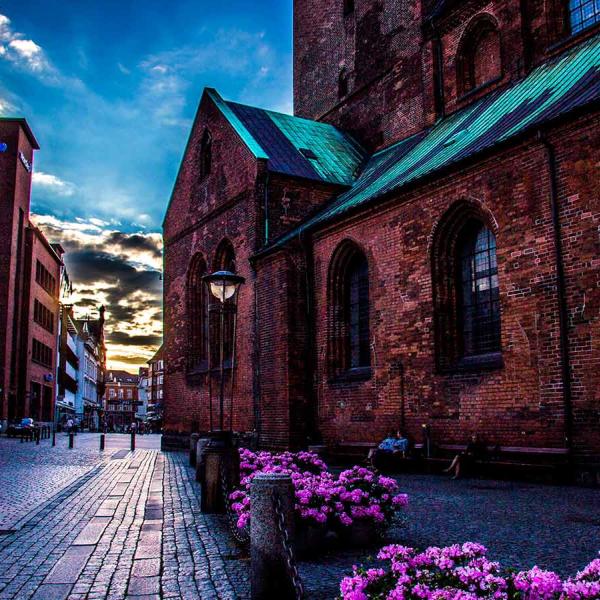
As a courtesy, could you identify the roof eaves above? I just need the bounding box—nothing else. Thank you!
[205,89,270,160]
[0,117,40,149]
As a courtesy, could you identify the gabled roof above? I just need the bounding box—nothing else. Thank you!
[148,344,163,364]
[206,89,366,186]
[268,33,600,250]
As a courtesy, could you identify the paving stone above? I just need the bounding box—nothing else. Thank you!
[31,583,72,600]
[131,559,160,578]
[126,576,159,595]
[44,546,94,584]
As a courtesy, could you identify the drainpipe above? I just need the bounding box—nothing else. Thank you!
[537,130,573,460]
[299,231,320,443]
[263,171,270,246]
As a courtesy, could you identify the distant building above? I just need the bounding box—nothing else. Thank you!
[103,370,139,431]
[55,305,79,424]
[75,309,106,430]
[0,118,63,428]
[137,366,150,422]
[147,345,163,431]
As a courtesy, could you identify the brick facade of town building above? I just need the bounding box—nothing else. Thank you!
[0,119,62,427]
[163,1,600,471]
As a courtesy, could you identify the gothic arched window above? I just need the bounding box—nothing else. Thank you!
[187,253,209,372]
[200,129,212,180]
[457,17,501,95]
[569,0,600,32]
[458,224,501,357]
[432,203,502,370]
[328,241,371,376]
[344,0,355,15]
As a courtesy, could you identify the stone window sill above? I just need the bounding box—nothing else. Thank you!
[329,366,372,385]
[451,352,504,373]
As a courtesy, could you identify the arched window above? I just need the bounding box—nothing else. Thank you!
[328,241,371,376]
[432,203,502,370]
[569,0,600,33]
[200,129,212,180]
[457,224,500,357]
[187,253,209,372]
[344,0,355,16]
[457,17,501,95]
[210,240,236,368]
[338,68,349,99]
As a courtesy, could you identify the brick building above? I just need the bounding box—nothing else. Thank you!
[0,118,63,428]
[163,1,600,471]
[147,345,164,431]
[103,370,139,431]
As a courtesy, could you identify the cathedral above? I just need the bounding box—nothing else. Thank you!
[163,0,600,474]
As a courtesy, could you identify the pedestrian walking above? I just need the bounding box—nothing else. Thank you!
[66,418,74,434]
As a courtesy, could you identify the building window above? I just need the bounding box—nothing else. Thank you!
[34,299,55,333]
[328,240,371,376]
[338,69,349,99]
[457,17,501,96]
[431,202,502,370]
[569,0,600,32]
[32,338,53,368]
[35,260,57,297]
[458,224,501,356]
[344,0,354,15]
[187,253,209,372]
[200,129,212,180]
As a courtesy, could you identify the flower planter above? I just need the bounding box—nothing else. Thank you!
[293,521,327,558]
[337,520,381,548]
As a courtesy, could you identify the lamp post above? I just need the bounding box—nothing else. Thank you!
[199,270,245,513]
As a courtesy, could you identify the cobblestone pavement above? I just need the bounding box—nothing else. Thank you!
[1,437,599,600]
[0,434,160,529]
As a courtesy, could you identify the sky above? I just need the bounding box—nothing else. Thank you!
[0,0,293,371]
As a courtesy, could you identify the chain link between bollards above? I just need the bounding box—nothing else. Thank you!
[220,462,250,547]
[272,489,304,600]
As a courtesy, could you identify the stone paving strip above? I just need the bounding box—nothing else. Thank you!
[0,450,251,600]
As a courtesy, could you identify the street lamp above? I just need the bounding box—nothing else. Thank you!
[202,270,245,434]
[200,270,245,514]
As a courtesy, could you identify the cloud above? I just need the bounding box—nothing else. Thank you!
[31,213,163,370]
[33,171,77,197]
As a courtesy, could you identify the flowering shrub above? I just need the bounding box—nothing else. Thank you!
[230,449,409,533]
[339,545,600,600]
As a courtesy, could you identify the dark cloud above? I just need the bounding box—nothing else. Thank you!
[109,354,151,366]
[109,331,162,346]
[106,232,162,258]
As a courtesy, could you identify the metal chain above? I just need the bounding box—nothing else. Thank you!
[272,489,304,600]
[220,463,250,547]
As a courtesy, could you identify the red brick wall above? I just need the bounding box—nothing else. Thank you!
[299,115,599,456]
[162,96,263,436]
[293,0,426,150]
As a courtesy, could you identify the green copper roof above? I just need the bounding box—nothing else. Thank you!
[269,33,600,249]
[207,88,366,186]
[206,88,269,160]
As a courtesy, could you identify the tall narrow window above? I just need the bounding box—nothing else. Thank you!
[344,0,355,15]
[211,240,236,369]
[347,254,370,368]
[458,224,501,356]
[328,241,371,377]
[569,0,600,32]
[432,203,502,371]
[338,69,349,99]
[200,129,212,180]
[187,254,209,373]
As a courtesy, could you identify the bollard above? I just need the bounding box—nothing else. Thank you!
[195,437,211,482]
[130,431,135,452]
[69,432,74,449]
[52,427,56,447]
[190,433,200,467]
[100,433,105,451]
[250,472,296,600]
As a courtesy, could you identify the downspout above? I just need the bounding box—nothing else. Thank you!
[537,130,573,461]
[263,171,270,245]
[299,230,320,444]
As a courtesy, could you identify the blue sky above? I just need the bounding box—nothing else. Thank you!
[0,1,293,369]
